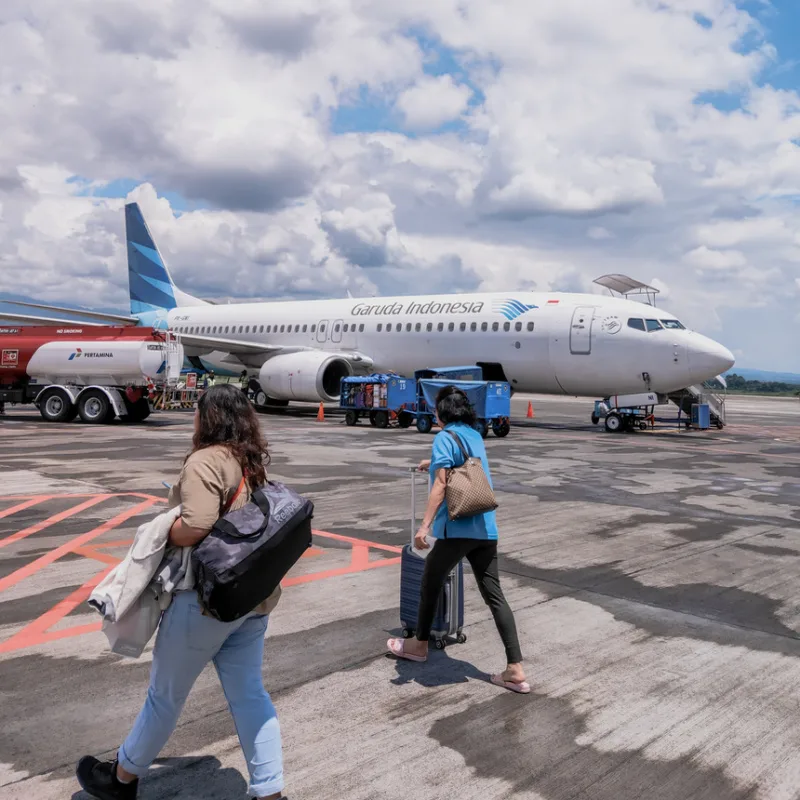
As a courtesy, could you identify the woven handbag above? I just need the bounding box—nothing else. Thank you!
[444,430,498,520]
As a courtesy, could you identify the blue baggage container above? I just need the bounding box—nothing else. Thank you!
[484,381,512,418]
[416,378,511,438]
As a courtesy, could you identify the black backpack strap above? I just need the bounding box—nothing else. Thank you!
[444,429,471,465]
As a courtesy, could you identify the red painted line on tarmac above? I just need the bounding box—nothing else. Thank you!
[0,495,111,549]
[1,494,92,502]
[0,623,102,654]
[313,529,403,554]
[0,497,49,520]
[0,566,113,654]
[72,546,122,566]
[0,505,400,655]
[91,538,134,550]
[0,498,158,594]
[282,556,401,588]
[0,492,165,502]
[350,542,371,570]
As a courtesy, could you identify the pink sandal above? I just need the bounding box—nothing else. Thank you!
[491,674,531,694]
[387,637,428,663]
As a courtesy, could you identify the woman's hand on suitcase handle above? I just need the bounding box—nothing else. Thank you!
[417,459,431,472]
[415,525,431,550]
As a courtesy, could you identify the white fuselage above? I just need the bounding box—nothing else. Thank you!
[165,290,734,397]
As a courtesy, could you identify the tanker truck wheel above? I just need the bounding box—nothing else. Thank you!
[78,390,114,424]
[38,388,77,423]
[124,397,151,423]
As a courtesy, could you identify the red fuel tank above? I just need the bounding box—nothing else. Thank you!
[0,325,167,384]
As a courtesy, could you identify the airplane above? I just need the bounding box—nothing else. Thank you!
[3,202,735,420]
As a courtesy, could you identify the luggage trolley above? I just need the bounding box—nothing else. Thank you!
[339,373,416,429]
[399,469,466,650]
[414,378,512,438]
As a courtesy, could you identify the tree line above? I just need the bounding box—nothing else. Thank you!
[720,374,800,395]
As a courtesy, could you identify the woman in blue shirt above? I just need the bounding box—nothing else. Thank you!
[387,386,529,693]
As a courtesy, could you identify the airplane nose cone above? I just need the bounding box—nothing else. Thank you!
[688,336,735,383]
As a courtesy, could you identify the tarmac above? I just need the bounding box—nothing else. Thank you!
[1,392,800,800]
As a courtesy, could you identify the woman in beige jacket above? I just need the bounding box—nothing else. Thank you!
[77,384,286,800]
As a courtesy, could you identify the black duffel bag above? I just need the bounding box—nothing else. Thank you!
[192,481,314,622]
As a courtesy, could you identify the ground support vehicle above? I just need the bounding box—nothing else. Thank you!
[414,378,512,437]
[0,325,183,424]
[339,374,416,428]
[591,391,712,433]
[591,392,665,433]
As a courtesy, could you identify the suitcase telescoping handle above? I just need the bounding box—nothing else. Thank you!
[409,467,430,546]
[410,467,418,546]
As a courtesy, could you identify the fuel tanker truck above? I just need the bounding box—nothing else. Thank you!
[0,325,183,423]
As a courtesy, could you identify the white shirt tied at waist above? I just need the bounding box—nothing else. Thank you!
[88,505,194,658]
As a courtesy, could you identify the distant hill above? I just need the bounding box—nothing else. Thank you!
[725,369,800,385]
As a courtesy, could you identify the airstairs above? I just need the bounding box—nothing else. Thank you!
[668,383,727,428]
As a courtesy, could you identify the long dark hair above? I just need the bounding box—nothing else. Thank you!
[191,383,269,489]
[435,385,477,426]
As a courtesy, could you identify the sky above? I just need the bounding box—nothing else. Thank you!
[0,0,799,371]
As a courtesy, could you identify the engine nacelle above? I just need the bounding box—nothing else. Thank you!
[258,351,352,403]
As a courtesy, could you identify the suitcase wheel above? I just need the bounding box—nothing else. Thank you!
[402,628,413,639]
[434,638,446,650]
[456,632,467,644]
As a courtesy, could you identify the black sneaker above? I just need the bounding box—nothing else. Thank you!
[76,757,138,800]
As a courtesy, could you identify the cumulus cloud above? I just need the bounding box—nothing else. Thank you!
[396,74,472,130]
[1,0,799,369]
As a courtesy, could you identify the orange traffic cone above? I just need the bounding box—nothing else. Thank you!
[527,401,535,419]
[317,403,325,421]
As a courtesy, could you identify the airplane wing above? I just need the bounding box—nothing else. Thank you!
[178,332,283,356]
[179,332,374,371]
[5,301,138,325]
[0,311,109,327]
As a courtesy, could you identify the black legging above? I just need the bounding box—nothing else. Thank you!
[416,538,523,664]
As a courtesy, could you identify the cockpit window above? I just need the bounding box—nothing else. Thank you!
[627,318,646,331]
[660,320,685,329]
[646,319,663,332]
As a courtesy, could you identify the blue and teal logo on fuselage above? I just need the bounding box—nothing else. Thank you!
[491,299,538,321]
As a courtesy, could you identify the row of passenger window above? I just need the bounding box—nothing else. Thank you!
[174,322,364,336]
[174,320,535,336]
[627,318,685,332]
[377,320,534,333]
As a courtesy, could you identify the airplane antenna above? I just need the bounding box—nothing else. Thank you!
[593,274,659,307]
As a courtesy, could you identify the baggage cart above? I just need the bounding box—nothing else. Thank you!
[339,373,416,428]
[413,377,511,438]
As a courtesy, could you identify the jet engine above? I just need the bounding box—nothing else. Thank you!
[258,351,352,403]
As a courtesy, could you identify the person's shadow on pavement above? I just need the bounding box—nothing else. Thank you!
[72,756,250,799]
[387,646,491,689]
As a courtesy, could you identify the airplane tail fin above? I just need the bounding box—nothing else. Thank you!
[125,202,205,326]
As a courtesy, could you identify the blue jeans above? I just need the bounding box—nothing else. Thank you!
[118,591,283,797]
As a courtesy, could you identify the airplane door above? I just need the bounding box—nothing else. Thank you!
[570,307,594,355]
[316,320,329,343]
[331,319,343,344]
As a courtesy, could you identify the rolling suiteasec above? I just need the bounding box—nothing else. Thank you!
[399,469,465,650]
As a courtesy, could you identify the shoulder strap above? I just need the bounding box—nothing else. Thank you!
[444,429,472,463]
[223,476,247,514]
